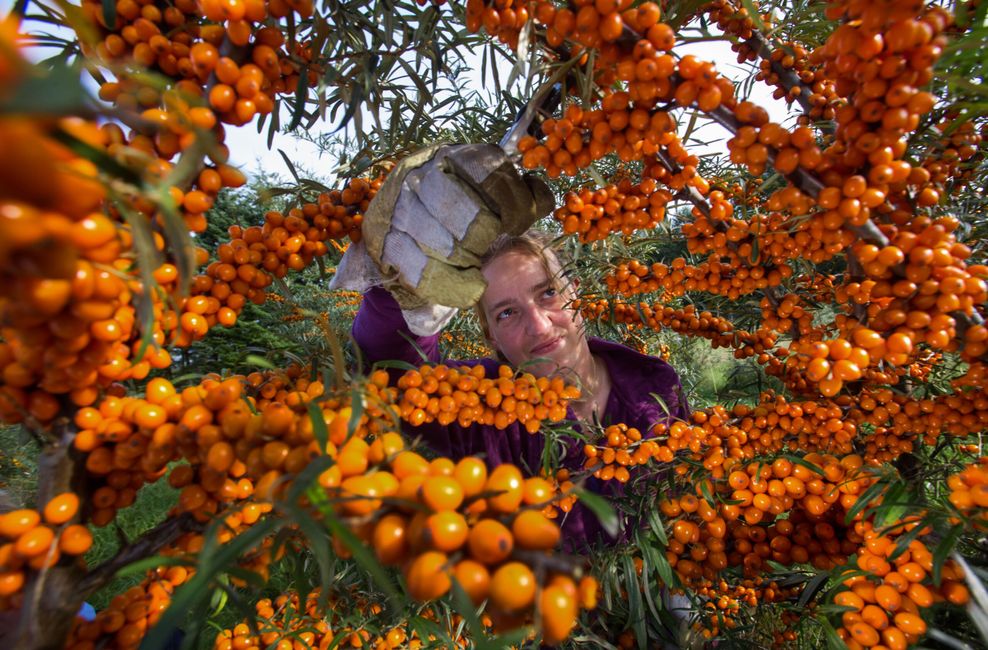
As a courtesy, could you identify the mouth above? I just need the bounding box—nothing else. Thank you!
[529,337,562,357]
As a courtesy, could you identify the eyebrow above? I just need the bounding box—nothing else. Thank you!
[487,279,554,315]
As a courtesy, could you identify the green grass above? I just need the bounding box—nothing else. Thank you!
[0,424,40,509]
[85,472,180,610]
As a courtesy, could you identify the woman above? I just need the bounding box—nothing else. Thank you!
[352,232,689,547]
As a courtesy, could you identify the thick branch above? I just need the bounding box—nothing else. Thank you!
[744,31,817,117]
[78,512,205,594]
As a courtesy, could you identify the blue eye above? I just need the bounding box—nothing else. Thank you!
[496,308,514,322]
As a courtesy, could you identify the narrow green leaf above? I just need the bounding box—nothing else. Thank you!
[373,360,419,372]
[449,579,487,648]
[113,200,162,364]
[111,554,192,580]
[487,625,533,648]
[622,555,646,649]
[843,478,887,525]
[101,0,117,30]
[639,552,662,621]
[49,122,141,184]
[306,484,401,600]
[932,524,962,586]
[888,523,924,562]
[798,572,830,609]
[576,488,621,538]
[698,480,715,508]
[408,615,452,647]
[307,401,330,454]
[278,149,302,183]
[646,503,668,546]
[330,83,364,135]
[786,454,824,476]
[288,64,311,131]
[818,615,850,650]
[245,354,276,369]
[347,383,365,442]
[287,454,334,503]
[281,502,335,600]
[142,518,278,650]
[872,482,906,527]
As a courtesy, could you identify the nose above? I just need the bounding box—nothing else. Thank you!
[523,304,554,337]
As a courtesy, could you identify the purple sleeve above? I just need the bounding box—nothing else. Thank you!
[352,287,441,367]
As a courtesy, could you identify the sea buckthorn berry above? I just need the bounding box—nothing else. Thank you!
[43,493,80,525]
[490,562,536,613]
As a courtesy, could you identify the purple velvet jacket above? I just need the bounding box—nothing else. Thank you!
[352,287,689,549]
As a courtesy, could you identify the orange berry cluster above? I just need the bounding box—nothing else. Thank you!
[63,511,293,649]
[555,172,673,241]
[727,109,828,179]
[923,114,984,184]
[789,336,875,397]
[653,396,858,463]
[606,251,795,301]
[688,577,801,641]
[947,457,988,527]
[707,1,839,119]
[834,519,970,649]
[581,423,654,483]
[29,363,595,646]
[66,569,184,650]
[440,330,493,358]
[98,119,248,234]
[0,494,92,607]
[579,298,777,362]
[83,0,314,125]
[394,364,578,432]
[814,3,947,169]
[333,445,597,644]
[840,221,988,360]
[520,97,702,185]
[215,589,475,650]
[658,454,871,592]
[848,384,988,463]
[760,291,814,337]
[184,177,376,325]
[464,0,531,50]
[0,120,184,422]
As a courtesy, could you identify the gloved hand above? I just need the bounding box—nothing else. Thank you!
[331,143,554,333]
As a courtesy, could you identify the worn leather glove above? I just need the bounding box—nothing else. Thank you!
[331,143,554,331]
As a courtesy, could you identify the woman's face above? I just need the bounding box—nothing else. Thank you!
[479,250,586,377]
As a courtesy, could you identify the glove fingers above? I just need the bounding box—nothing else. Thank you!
[327,240,381,291]
[523,175,555,229]
[414,155,502,257]
[443,144,551,236]
[362,144,443,266]
[414,155,483,240]
[401,304,459,337]
[392,188,456,256]
[381,229,428,288]
[441,143,512,186]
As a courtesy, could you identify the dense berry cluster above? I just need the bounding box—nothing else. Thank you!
[394,364,578,431]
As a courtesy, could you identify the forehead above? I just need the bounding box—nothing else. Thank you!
[480,251,553,308]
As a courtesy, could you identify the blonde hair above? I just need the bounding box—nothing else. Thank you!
[475,231,570,338]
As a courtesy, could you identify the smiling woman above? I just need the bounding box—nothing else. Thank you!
[477,233,609,421]
[352,230,689,548]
